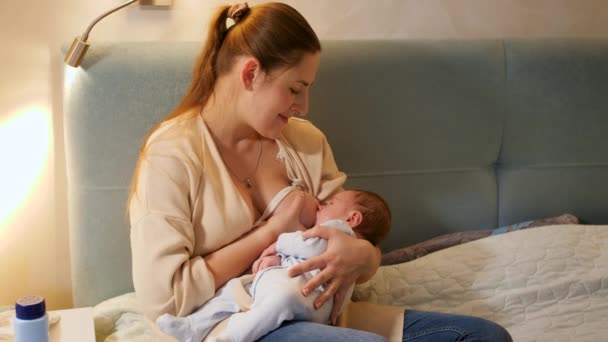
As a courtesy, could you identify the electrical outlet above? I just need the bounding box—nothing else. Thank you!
[139,0,172,7]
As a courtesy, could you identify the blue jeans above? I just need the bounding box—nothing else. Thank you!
[257,309,512,342]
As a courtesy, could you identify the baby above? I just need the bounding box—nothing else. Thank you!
[158,189,391,342]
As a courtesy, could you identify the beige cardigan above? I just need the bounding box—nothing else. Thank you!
[129,111,403,341]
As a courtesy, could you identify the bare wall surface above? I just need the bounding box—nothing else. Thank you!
[1,0,607,309]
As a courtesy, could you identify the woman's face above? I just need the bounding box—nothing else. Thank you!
[246,52,321,139]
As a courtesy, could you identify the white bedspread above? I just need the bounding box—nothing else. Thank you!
[353,224,608,342]
[93,224,608,341]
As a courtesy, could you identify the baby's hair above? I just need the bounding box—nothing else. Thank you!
[351,190,391,246]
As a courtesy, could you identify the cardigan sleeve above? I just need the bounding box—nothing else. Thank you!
[279,118,346,200]
[316,130,347,201]
[129,154,215,320]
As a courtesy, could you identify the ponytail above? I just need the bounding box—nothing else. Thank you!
[174,6,230,115]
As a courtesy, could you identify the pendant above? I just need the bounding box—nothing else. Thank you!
[244,179,252,189]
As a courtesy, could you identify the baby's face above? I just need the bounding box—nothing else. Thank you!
[316,191,356,224]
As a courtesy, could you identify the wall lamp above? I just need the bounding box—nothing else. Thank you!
[64,0,172,68]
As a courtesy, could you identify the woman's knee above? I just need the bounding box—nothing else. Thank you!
[404,310,512,342]
[474,317,512,342]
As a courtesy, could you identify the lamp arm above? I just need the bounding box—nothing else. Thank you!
[81,0,138,41]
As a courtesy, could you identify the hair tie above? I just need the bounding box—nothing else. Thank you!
[227,2,249,24]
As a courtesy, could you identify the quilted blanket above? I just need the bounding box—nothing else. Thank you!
[353,224,608,342]
[93,224,608,341]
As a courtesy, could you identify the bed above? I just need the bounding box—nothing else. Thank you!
[62,40,608,341]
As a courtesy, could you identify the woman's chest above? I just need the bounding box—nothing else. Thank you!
[192,141,295,254]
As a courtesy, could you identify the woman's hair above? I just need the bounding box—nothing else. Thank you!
[127,2,321,210]
[352,190,392,246]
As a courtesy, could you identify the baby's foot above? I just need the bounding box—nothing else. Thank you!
[156,313,194,341]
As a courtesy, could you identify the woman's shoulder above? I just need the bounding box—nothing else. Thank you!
[143,111,206,168]
[281,117,327,147]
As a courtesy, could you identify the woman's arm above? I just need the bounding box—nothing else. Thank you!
[131,152,306,319]
[203,223,279,289]
[131,155,216,320]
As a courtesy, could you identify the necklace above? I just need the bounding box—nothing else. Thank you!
[225,140,263,189]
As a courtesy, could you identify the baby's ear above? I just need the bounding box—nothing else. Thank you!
[346,210,363,228]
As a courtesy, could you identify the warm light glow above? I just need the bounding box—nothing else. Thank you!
[0,106,51,229]
[64,65,79,91]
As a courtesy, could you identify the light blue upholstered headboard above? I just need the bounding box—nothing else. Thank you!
[63,40,608,308]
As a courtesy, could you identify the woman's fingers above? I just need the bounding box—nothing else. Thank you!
[313,278,341,310]
[287,255,327,278]
[300,224,332,239]
[330,284,350,325]
[301,267,334,296]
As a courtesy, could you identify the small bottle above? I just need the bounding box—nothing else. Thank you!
[14,295,49,342]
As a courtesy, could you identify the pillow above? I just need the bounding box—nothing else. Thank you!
[381,213,579,266]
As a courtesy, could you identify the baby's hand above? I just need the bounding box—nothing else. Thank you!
[252,255,281,273]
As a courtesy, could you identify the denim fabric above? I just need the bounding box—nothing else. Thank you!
[403,310,513,342]
[256,310,512,342]
[257,320,387,342]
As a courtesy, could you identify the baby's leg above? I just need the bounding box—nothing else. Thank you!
[157,278,243,342]
[213,268,332,342]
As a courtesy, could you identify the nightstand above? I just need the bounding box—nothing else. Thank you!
[49,307,95,342]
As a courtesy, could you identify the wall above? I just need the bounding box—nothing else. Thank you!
[1,0,607,309]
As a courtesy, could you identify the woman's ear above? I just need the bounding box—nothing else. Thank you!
[240,57,263,91]
[346,210,363,228]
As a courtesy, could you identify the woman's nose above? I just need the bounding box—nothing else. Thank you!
[292,92,309,116]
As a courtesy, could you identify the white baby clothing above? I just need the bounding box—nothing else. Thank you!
[157,219,355,342]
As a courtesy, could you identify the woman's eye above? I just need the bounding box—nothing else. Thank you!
[290,88,301,95]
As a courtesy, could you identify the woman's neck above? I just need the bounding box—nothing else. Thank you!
[202,78,260,149]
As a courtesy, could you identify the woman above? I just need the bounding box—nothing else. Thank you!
[128,2,512,341]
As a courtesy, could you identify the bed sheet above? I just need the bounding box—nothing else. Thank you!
[354,224,608,342]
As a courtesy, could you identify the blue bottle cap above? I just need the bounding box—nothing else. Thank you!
[15,296,46,320]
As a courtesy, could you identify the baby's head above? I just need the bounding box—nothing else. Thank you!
[317,190,391,246]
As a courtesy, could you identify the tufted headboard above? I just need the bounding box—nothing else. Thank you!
[63,40,608,308]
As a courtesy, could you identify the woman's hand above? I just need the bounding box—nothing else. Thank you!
[287,225,381,324]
